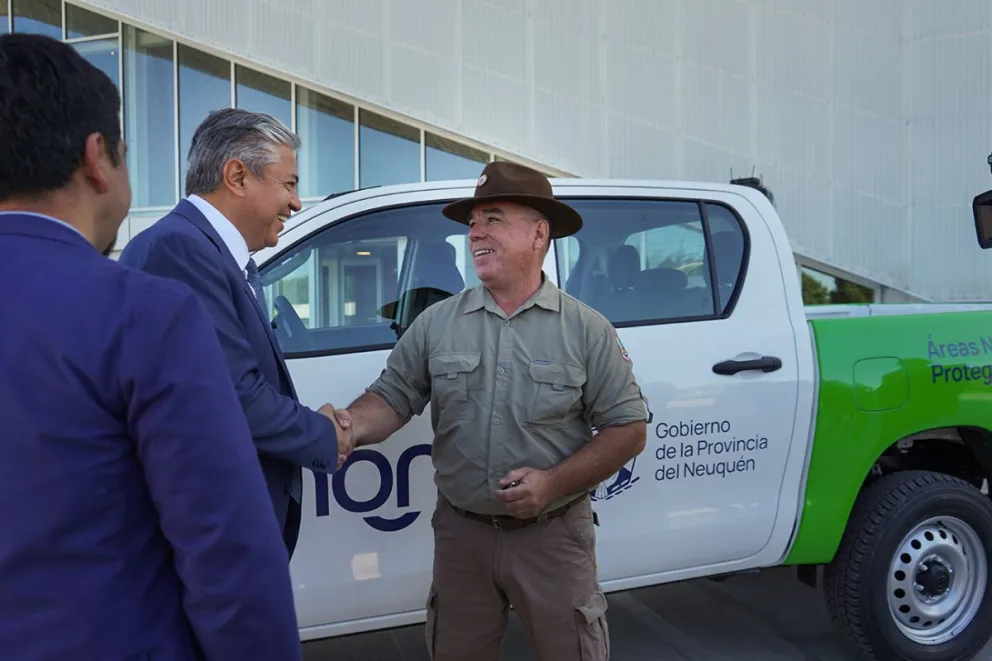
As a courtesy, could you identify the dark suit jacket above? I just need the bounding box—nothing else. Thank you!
[118,199,338,552]
[0,212,302,660]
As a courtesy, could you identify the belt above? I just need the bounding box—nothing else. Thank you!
[450,494,586,530]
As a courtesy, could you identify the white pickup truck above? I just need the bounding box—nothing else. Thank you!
[253,177,992,661]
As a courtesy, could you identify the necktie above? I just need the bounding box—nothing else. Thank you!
[245,257,268,315]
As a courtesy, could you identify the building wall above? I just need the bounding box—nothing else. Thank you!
[4,0,564,250]
[9,0,991,300]
[904,0,992,300]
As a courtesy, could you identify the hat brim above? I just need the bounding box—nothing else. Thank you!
[441,193,583,239]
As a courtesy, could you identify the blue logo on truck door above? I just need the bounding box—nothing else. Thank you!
[313,443,432,532]
[590,457,640,501]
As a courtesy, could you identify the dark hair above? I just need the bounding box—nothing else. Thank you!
[0,33,122,202]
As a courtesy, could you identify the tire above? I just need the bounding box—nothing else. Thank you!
[824,470,992,661]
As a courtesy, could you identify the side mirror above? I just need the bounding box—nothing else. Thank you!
[973,189,992,249]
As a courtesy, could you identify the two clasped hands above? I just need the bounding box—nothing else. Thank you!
[316,403,557,519]
[317,403,355,470]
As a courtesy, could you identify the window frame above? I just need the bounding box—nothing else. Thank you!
[258,190,753,359]
[259,199,473,360]
[550,195,752,329]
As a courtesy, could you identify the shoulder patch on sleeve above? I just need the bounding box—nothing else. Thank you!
[616,333,631,362]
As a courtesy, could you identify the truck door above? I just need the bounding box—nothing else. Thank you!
[551,189,802,580]
[257,196,479,635]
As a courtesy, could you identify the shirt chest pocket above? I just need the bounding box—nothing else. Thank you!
[428,352,481,421]
[527,362,586,425]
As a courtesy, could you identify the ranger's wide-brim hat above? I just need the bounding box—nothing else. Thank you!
[441,161,583,239]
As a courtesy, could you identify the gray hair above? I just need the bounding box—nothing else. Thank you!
[184,108,301,196]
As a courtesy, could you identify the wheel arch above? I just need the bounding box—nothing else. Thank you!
[786,424,992,570]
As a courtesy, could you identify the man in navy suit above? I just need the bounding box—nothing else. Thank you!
[0,34,302,660]
[119,108,346,558]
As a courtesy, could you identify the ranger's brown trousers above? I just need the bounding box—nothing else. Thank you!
[424,492,610,660]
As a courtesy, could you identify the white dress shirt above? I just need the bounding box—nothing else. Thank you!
[187,194,251,281]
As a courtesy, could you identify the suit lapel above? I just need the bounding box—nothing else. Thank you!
[172,199,228,254]
[172,201,296,391]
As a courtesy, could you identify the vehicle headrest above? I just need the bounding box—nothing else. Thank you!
[608,245,640,288]
[411,241,465,295]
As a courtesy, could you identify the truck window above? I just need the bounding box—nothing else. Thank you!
[260,202,471,356]
[555,198,747,325]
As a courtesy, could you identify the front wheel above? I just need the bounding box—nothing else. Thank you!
[824,470,992,661]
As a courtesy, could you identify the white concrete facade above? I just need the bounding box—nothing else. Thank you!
[13,0,992,301]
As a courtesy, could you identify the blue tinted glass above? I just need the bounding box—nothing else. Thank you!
[552,198,744,325]
[65,4,117,39]
[235,65,291,129]
[296,87,354,198]
[123,26,176,208]
[11,0,60,38]
[1,0,8,34]
[178,45,230,193]
[425,134,488,182]
[358,110,419,188]
[73,39,119,89]
[258,202,472,356]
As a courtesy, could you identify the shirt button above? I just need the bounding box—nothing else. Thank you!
[497,367,506,375]
[494,419,501,425]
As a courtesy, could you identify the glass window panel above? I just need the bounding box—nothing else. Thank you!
[296,87,354,198]
[425,133,488,182]
[260,202,469,356]
[1,0,9,35]
[553,199,751,325]
[801,266,876,305]
[358,109,419,188]
[11,0,60,38]
[72,38,119,89]
[704,202,746,312]
[235,65,291,129]
[178,45,231,194]
[123,25,176,208]
[65,3,117,39]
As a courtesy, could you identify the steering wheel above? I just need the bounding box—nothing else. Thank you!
[272,295,313,352]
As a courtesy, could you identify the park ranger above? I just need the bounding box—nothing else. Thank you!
[334,161,648,661]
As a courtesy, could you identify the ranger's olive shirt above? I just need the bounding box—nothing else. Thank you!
[367,276,648,515]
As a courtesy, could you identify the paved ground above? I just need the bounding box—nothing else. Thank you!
[302,566,992,660]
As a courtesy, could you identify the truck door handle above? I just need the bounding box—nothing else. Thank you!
[712,356,782,375]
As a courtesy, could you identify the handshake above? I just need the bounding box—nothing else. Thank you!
[318,403,354,470]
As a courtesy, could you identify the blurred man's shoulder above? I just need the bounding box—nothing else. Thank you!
[106,257,207,324]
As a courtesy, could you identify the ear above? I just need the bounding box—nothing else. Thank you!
[532,217,550,251]
[79,132,113,194]
[221,158,249,198]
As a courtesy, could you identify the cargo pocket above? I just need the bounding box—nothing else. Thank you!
[527,361,586,425]
[428,352,481,421]
[562,502,597,558]
[424,585,440,660]
[575,590,610,661]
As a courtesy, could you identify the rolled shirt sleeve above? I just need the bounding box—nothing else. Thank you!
[366,311,433,423]
[583,323,649,430]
